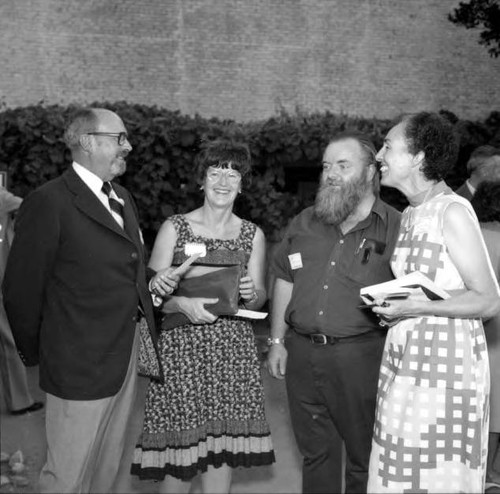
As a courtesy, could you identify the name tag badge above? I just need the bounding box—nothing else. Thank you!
[184,242,207,257]
[288,253,303,270]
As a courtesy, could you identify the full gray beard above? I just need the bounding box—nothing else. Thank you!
[314,176,368,225]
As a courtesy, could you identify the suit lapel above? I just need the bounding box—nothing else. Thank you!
[111,184,147,260]
[63,168,131,241]
[118,190,144,255]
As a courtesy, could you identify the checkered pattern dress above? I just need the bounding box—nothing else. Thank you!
[367,185,490,493]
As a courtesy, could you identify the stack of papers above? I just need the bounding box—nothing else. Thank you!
[360,271,450,305]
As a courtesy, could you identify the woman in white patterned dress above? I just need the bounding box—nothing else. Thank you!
[367,112,500,493]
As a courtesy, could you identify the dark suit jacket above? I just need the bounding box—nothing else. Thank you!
[455,182,473,201]
[3,167,161,400]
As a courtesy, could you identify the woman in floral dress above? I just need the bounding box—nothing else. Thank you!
[367,112,500,493]
[131,140,275,493]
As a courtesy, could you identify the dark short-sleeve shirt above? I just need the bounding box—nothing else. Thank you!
[272,198,401,337]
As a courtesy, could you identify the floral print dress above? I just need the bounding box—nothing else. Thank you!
[131,215,275,481]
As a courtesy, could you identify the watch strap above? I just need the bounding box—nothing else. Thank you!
[267,337,285,346]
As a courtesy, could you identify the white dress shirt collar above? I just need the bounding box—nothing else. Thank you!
[72,161,104,197]
[466,179,476,196]
[72,162,125,228]
[72,162,124,204]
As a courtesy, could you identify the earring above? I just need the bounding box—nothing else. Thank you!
[200,185,204,191]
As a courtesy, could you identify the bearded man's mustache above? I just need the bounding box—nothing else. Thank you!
[313,173,368,225]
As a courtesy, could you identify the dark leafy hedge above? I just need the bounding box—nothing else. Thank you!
[1,102,499,246]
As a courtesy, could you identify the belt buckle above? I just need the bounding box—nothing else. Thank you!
[311,334,328,345]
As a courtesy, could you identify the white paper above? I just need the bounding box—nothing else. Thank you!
[235,309,268,319]
[360,271,450,304]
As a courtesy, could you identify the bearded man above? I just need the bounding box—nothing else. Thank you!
[266,132,400,494]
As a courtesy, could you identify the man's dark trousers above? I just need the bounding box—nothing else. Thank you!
[285,329,386,494]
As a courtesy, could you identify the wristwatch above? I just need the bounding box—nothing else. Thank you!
[267,337,285,346]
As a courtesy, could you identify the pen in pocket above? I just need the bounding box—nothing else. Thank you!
[355,238,366,255]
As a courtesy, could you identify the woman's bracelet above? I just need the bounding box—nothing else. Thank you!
[244,291,258,306]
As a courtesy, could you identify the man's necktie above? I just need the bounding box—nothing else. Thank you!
[101,181,124,226]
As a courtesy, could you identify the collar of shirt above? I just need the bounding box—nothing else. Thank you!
[369,196,389,225]
[336,196,389,235]
[466,180,476,196]
[72,162,124,206]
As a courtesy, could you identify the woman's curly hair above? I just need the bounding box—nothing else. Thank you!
[401,112,459,181]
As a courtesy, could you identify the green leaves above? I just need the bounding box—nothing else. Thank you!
[449,0,500,58]
[2,102,499,247]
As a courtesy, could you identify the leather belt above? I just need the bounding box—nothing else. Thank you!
[293,328,385,346]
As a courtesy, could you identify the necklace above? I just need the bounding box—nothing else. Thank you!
[409,183,436,207]
[405,183,440,231]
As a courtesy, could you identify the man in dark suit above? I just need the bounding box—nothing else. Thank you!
[455,145,500,200]
[3,108,177,493]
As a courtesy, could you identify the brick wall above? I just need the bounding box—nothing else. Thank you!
[1,0,498,121]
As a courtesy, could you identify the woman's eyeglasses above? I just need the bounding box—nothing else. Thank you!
[206,168,241,184]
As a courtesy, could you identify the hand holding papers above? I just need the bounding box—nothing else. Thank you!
[360,271,449,306]
[360,272,450,327]
[358,292,410,309]
[158,241,268,329]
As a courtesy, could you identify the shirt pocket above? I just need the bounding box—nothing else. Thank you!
[337,249,393,288]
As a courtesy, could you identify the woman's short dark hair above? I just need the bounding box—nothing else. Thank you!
[471,180,500,223]
[401,112,459,181]
[195,139,252,187]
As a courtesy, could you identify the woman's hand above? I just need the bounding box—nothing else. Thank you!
[172,296,220,325]
[239,275,258,306]
[150,267,180,298]
[370,294,420,326]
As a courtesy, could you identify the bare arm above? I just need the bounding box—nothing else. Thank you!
[373,203,500,321]
[265,277,293,379]
[240,226,267,310]
[147,220,180,296]
[148,220,177,272]
[151,220,218,324]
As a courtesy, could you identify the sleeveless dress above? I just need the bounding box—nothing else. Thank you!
[131,215,275,481]
[367,183,490,493]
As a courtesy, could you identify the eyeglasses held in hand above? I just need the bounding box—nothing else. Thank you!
[86,132,128,146]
